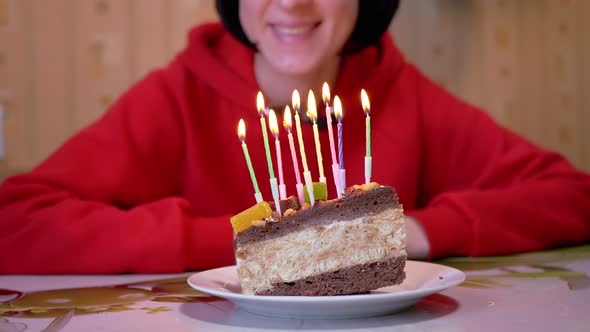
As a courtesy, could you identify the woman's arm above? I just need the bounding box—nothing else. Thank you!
[406,71,590,259]
[0,71,234,273]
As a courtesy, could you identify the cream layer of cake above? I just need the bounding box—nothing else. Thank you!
[235,202,405,295]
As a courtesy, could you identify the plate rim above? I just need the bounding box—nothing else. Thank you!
[187,260,465,303]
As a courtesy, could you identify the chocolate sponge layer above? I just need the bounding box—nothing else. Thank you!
[256,255,407,296]
[236,186,401,248]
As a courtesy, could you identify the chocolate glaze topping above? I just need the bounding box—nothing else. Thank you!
[235,186,401,248]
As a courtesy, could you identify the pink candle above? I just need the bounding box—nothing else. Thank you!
[361,89,372,185]
[268,109,287,199]
[287,133,301,184]
[322,83,341,198]
[323,83,338,167]
[283,106,305,205]
[334,96,346,193]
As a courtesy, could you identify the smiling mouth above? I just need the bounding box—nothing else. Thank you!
[271,22,321,38]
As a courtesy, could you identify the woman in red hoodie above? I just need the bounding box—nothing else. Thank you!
[0,0,588,273]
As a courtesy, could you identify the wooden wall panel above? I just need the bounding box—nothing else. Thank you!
[580,0,590,170]
[30,0,74,162]
[515,0,544,145]
[542,0,582,166]
[72,0,134,130]
[0,0,35,172]
[130,0,170,81]
[0,0,588,179]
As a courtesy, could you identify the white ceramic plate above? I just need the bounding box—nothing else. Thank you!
[187,261,465,319]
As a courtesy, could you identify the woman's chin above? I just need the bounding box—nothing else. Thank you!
[268,58,322,77]
[256,51,335,79]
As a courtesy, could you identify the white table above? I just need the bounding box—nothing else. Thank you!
[1,245,589,332]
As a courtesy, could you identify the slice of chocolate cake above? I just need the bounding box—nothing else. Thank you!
[233,184,406,296]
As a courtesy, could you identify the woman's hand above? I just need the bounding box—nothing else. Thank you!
[405,216,431,260]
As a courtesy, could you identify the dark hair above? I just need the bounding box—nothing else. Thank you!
[215,0,400,54]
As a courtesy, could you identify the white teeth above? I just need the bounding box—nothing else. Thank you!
[274,25,314,36]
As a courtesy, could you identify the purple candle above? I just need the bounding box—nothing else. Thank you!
[334,96,346,192]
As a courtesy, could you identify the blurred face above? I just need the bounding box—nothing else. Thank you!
[239,0,359,75]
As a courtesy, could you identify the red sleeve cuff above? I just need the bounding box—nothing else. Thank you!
[406,204,474,260]
[187,215,236,270]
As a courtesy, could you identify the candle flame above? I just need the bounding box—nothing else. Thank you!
[334,96,343,122]
[292,90,300,112]
[238,119,246,141]
[322,82,330,105]
[361,89,371,116]
[268,109,279,137]
[307,90,317,122]
[256,91,266,117]
[283,105,292,131]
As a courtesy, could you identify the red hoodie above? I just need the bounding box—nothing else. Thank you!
[1,23,589,273]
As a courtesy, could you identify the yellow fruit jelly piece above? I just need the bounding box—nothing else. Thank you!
[303,182,328,203]
[230,202,272,233]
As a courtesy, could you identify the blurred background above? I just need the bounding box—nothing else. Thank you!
[0,0,588,180]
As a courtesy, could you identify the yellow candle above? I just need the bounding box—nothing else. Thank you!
[361,89,371,158]
[307,90,325,181]
[293,90,316,205]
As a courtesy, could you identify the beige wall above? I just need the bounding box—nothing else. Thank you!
[0,0,588,180]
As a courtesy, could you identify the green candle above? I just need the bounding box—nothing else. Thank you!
[260,117,275,178]
[238,119,262,202]
[257,92,275,179]
[242,142,260,193]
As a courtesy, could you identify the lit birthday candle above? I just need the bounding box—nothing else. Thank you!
[293,90,315,205]
[322,83,341,198]
[361,89,372,184]
[307,90,326,185]
[257,92,281,215]
[283,106,305,205]
[334,96,346,194]
[268,109,287,200]
[238,119,263,203]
